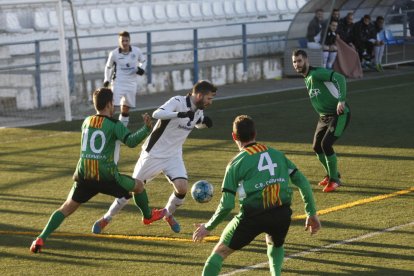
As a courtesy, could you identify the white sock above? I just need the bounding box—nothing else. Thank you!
[165,193,185,216]
[374,46,380,64]
[103,197,130,220]
[378,45,384,65]
[118,114,129,127]
[323,51,329,68]
[114,114,129,164]
[327,52,337,69]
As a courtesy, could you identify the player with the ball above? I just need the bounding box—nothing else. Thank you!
[193,115,321,276]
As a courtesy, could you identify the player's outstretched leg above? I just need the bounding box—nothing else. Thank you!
[164,192,185,233]
[92,196,130,234]
[29,209,67,253]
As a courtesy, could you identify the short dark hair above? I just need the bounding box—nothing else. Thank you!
[363,14,371,20]
[191,80,217,95]
[315,8,324,13]
[292,49,308,58]
[233,115,256,143]
[376,16,384,22]
[330,19,339,24]
[93,88,113,111]
[119,31,130,38]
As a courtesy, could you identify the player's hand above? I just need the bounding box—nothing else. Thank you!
[177,110,195,121]
[193,223,210,242]
[136,67,145,76]
[103,81,110,88]
[202,116,213,128]
[337,101,345,115]
[142,113,153,129]
[305,215,321,235]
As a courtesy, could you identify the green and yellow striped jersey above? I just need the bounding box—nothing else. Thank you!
[75,115,150,182]
[204,143,316,231]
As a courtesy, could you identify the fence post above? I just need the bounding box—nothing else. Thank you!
[146,32,152,84]
[34,40,42,108]
[242,23,247,73]
[403,13,408,38]
[67,38,75,95]
[193,29,199,83]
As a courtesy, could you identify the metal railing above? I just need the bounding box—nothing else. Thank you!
[0,19,290,108]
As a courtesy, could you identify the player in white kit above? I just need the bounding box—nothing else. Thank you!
[104,31,146,164]
[92,80,217,233]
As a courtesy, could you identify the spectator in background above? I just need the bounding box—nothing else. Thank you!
[307,9,324,49]
[338,12,355,47]
[322,8,340,32]
[352,15,377,68]
[406,0,414,37]
[374,16,386,71]
[331,8,341,22]
[323,19,339,69]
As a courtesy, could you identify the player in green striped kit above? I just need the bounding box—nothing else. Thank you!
[29,88,166,253]
[292,49,351,192]
[193,115,321,276]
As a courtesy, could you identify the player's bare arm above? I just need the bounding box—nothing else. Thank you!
[305,215,321,235]
[193,223,210,242]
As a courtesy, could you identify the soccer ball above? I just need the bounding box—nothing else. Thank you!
[191,180,214,203]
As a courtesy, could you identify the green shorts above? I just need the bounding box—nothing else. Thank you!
[220,205,292,250]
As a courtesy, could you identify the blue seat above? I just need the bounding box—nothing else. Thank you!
[384,29,404,45]
[298,38,308,48]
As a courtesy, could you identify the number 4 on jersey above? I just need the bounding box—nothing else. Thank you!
[257,152,277,176]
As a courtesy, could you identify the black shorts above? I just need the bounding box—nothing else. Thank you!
[221,205,292,250]
[313,111,351,155]
[70,179,130,204]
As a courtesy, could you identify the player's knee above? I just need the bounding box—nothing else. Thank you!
[133,179,145,194]
[121,105,130,114]
[271,238,285,248]
[266,234,285,248]
[312,143,323,154]
[213,242,234,259]
[173,179,188,194]
[321,142,334,155]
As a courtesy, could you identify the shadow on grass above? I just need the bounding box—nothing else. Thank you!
[284,267,414,276]
[289,255,414,276]
[19,72,414,150]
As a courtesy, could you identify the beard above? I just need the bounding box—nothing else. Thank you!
[195,101,205,110]
[296,64,307,74]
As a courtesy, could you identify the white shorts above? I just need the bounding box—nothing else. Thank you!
[132,152,188,183]
[112,84,136,108]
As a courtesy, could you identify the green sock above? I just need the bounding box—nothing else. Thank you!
[326,153,339,180]
[202,253,223,276]
[38,210,65,241]
[267,245,284,276]
[133,189,151,219]
[316,153,329,175]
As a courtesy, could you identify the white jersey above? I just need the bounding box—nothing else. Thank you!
[104,46,146,93]
[141,95,207,158]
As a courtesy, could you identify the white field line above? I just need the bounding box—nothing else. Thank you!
[220,220,414,276]
[2,81,412,143]
[215,81,413,113]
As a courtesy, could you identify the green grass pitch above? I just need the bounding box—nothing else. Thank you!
[0,72,413,275]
